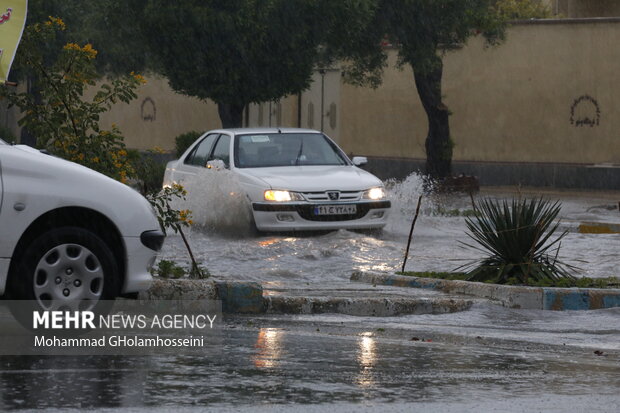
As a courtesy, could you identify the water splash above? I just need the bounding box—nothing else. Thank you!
[179,169,255,237]
[384,172,433,235]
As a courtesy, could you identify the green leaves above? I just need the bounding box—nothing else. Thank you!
[141,0,327,110]
[0,18,143,183]
[147,184,193,236]
[462,197,576,284]
[493,0,552,21]
[331,0,508,84]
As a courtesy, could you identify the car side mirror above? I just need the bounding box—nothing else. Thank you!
[206,159,227,170]
[352,156,368,166]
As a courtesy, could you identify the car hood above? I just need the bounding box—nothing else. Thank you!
[0,145,159,236]
[235,165,383,192]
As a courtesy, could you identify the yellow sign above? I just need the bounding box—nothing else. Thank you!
[0,0,28,83]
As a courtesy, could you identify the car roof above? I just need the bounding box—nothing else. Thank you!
[210,127,322,136]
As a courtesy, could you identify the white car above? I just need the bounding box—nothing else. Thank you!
[0,139,163,311]
[163,128,390,232]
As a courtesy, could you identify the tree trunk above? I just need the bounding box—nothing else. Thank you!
[217,102,245,128]
[413,60,452,179]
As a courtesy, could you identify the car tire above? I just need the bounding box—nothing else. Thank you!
[8,227,120,313]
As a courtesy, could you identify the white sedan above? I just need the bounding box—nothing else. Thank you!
[0,139,163,312]
[163,128,391,232]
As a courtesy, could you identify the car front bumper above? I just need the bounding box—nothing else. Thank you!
[122,236,157,293]
[251,200,391,231]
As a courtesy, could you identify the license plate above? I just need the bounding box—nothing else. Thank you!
[313,205,357,215]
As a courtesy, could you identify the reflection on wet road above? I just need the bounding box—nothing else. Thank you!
[1,314,618,411]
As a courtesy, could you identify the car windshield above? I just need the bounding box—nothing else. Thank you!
[234,133,348,168]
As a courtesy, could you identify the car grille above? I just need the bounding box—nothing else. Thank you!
[301,191,362,202]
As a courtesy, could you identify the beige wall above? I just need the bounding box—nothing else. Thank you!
[3,20,619,168]
[99,76,221,151]
[245,69,342,144]
[1,76,221,149]
[247,97,298,129]
[339,20,620,165]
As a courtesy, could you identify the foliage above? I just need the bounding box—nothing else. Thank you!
[528,276,620,289]
[331,0,505,85]
[400,271,619,288]
[399,271,468,280]
[129,148,167,195]
[175,131,202,158]
[7,1,76,82]
[326,0,507,178]
[461,198,576,284]
[11,0,149,78]
[188,264,211,280]
[0,125,16,143]
[151,259,211,280]
[493,0,552,20]
[140,0,362,127]
[147,184,193,235]
[152,259,186,279]
[147,184,209,279]
[0,18,145,182]
[68,0,151,75]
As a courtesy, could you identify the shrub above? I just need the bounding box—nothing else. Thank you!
[462,197,576,284]
[0,125,16,143]
[493,0,552,20]
[128,148,167,195]
[151,259,211,279]
[152,260,185,279]
[175,131,202,158]
[399,271,468,280]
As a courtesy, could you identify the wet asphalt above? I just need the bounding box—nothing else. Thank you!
[1,304,619,412]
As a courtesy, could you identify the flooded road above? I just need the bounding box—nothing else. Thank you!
[161,174,620,282]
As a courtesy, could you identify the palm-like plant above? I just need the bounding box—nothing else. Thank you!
[462,197,576,284]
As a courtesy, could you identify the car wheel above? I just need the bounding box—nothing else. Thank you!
[9,227,120,312]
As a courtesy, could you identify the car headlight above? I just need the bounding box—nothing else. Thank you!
[362,187,385,200]
[264,190,304,202]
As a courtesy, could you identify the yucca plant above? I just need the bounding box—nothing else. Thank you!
[462,197,576,285]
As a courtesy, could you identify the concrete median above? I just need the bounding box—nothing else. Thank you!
[351,271,620,311]
[140,278,473,316]
[265,295,472,316]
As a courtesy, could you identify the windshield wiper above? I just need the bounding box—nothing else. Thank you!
[294,138,304,165]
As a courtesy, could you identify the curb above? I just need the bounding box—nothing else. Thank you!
[139,279,472,316]
[579,221,620,234]
[351,271,620,311]
[265,296,472,316]
[139,279,264,314]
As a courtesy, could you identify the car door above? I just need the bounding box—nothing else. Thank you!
[172,133,220,183]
